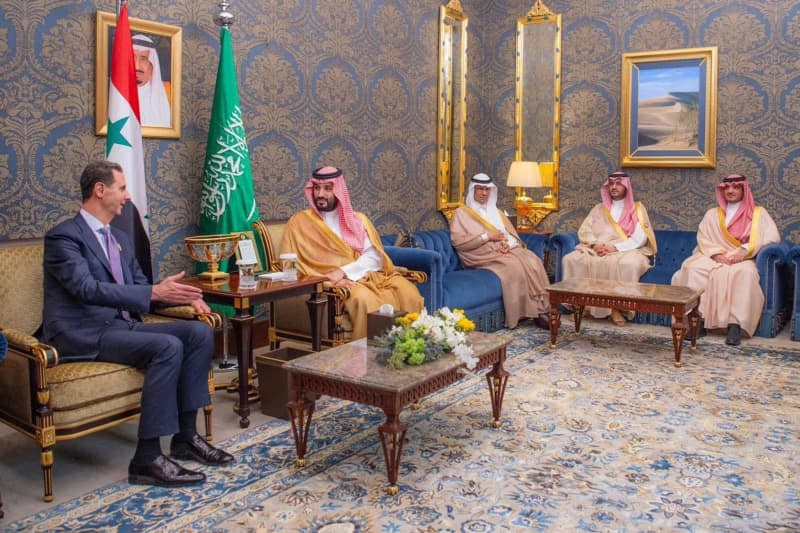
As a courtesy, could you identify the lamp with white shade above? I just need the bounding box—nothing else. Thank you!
[507,161,542,230]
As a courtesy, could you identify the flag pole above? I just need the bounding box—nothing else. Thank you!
[213,0,236,371]
[214,1,234,28]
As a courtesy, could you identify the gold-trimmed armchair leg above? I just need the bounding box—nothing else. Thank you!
[332,295,347,346]
[36,412,56,502]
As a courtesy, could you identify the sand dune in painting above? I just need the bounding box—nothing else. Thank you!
[637,92,699,150]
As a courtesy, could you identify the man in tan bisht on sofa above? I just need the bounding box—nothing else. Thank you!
[672,174,780,346]
[561,171,657,325]
[281,166,423,339]
[449,173,550,330]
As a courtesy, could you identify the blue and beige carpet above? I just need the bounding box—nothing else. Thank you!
[9,325,800,531]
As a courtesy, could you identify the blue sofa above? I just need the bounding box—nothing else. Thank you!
[789,244,800,341]
[411,229,549,332]
[549,230,791,337]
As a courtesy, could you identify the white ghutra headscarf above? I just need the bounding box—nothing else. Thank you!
[466,173,518,246]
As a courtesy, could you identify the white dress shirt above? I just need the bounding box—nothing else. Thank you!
[80,209,113,259]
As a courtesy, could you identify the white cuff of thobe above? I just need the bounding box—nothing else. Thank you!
[341,240,383,281]
[504,232,519,249]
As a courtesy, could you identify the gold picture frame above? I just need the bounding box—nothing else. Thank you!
[620,46,717,168]
[95,11,182,139]
[436,0,468,218]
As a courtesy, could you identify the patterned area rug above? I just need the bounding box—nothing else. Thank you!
[10,325,800,532]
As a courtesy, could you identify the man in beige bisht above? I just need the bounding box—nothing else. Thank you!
[450,173,550,330]
[281,166,423,339]
[562,171,657,325]
[672,174,780,345]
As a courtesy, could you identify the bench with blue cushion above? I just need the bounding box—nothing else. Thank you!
[548,230,791,337]
[412,229,549,332]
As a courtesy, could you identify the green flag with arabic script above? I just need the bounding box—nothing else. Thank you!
[199,26,261,273]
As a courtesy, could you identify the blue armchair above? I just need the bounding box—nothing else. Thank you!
[412,229,549,332]
[549,230,791,337]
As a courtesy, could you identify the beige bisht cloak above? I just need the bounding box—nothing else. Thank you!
[671,206,779,337]
[281,210,423,339]
[449,206,549,328]
[562,202,657,318]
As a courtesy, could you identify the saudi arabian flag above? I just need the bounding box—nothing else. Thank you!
[105,1,152,281]
[200,25,260,274]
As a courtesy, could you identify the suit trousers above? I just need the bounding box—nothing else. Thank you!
[97,319,213,439]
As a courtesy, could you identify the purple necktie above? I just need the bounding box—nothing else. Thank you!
[100,227,131,320]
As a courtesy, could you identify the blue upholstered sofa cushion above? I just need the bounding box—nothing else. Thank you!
[442,269,503,309]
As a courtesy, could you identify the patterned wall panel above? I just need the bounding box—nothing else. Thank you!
[1,0,798,282]
[0,0,443,278]
[465,0,800,243]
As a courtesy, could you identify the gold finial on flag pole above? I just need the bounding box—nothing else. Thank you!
[214,0,234,28]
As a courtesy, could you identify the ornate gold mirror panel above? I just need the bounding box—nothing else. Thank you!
[514,0,562,229]
[436,0,468,217]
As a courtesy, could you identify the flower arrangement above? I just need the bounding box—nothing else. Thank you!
[374,307,478,370]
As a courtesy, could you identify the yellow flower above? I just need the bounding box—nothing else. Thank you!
[457,317,475,331]
[397,311,419,327]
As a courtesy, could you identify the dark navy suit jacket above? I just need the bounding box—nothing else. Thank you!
[42,214,152,359]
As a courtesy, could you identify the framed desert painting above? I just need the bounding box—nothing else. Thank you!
[620,46,717,168]
[95,11,182,139]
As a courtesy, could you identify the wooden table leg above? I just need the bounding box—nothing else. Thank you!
[573,304,585,333]
[378,411,408,495]
[230,311,254,428]
[287,388,316,468]
[306,288,326,352]
[548,303,561,348]
[670,311,687,368]
[485,357,509,428]
[688,307,701,352]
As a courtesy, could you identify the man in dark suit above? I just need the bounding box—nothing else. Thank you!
[42,160,234,488]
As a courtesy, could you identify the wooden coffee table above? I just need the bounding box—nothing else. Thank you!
[284,332,510,494]
[547,278,703,367]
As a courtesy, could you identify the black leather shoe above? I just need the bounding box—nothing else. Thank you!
[171,434,235,466]
[128,454,205,487]
[533,313,551,330]
[725,323,741,346]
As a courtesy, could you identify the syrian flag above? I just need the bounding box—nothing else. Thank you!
[105,1,153,282]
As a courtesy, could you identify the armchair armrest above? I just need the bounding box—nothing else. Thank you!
[548,232,579,282]
[150,306,223,329]
[0,325,59,366]
[517,233,549,261]
[754,241,792,337]
[397,268,428,284]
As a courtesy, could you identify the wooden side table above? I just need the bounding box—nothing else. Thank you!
[182,274,327,428]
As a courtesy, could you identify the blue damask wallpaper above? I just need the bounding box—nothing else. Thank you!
[0,0,798,278]
[471,0,800,238]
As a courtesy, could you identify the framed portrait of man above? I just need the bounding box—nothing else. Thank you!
[95,11,182,139]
